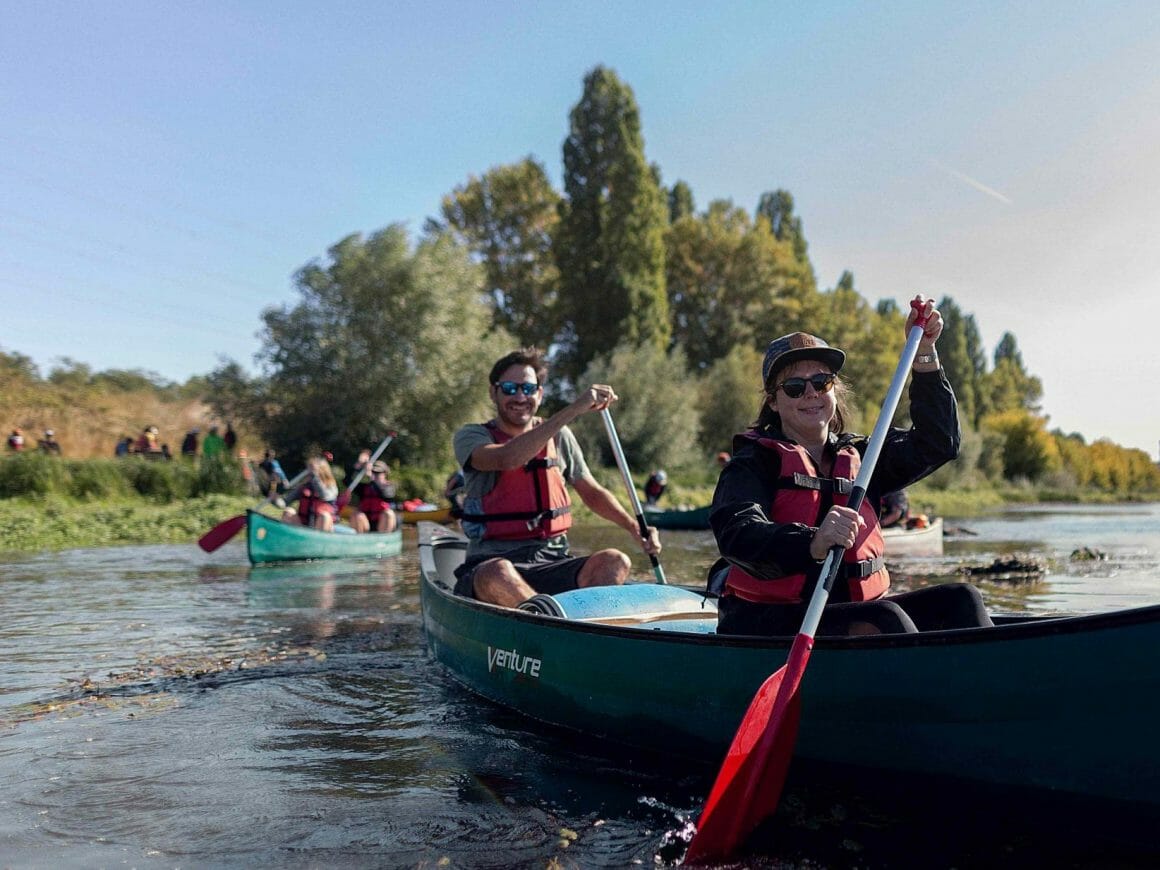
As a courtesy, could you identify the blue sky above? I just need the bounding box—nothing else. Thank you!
[4,2,1160,457]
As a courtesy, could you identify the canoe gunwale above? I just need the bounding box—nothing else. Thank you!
[417,522,1160,649]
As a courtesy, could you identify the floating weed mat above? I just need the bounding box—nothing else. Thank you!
[2,641,402,727]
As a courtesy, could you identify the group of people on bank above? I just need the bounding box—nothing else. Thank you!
[450,295,993,637]
[6,428,61,454]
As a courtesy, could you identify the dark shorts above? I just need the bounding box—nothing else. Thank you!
[453,543,588,599]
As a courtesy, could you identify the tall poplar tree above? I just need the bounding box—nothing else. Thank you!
[437,158,562,349]
[555,66,670,383]
[935,296,980,426]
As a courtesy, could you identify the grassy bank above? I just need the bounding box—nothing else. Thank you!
[1,465,1155,556]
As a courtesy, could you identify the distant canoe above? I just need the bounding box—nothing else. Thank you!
[246,510,403,566]
[642,504,711,530]
[400,505,454,524]
[881,516,944,557]
[641,506,945,558]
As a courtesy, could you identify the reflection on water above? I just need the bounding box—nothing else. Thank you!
[1,507,1159,867]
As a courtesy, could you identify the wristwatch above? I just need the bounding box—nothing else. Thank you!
[914,352,938,366]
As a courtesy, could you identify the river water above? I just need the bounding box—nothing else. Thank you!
[2,503,1159,869]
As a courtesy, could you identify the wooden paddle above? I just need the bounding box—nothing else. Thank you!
[334,432,396,511]
[197,466,311,553]
[683,298,931,864]
[600,408,667,585]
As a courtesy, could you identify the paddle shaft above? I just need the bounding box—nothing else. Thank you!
[196,466,313,552]
[265,467,311,508]
[343,432,396,498]
[600,409,667,584]
[688,301,931,864]
[800,315,927,637]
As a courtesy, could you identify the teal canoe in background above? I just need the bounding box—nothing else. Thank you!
[642,504,712,530]
[246,510,403,565]
[418,521,1160,817]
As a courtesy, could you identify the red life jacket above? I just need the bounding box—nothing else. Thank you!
[296,479,337,523]
[462,421,572,541]
[723,435,889,604]
[358,481,393,515]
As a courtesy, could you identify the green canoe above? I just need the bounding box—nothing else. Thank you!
[642,504,712,530]
[419,522,1160,816]
[246,510,403,566]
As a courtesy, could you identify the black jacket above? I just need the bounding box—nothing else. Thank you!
[710,368,960,585]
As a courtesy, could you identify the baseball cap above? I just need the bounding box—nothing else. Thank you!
[761,333,845,388]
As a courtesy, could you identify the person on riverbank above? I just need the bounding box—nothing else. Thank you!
[135,425,161,455]
[709,297,992,636]
[452,346,662,608]
[201,426,226,459]
[37,429,61,455]
[6,429,23,451]
[281,455,339,532]
[350,460,398,533]
[180,428,199,458]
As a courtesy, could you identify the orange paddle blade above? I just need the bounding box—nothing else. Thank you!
[197,514,247,552]
[684,634,812,865]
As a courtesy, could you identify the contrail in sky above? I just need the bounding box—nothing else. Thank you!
[929,159,1012,204]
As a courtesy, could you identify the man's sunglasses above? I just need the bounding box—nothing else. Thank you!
[776,373,837,399]
[496,381,541,396]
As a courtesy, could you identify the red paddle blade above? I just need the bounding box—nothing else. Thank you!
[197,514,247,552]
[335,491,351,511]
[684,634,813,865]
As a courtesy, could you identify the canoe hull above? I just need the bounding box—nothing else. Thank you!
[246,510,402,565]
[401,506,453,524]
[642,504,711,530]
[881,515,944,556]
[419,522,1160,813]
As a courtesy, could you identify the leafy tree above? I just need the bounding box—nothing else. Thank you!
[985,332,1043,415]
[756,189,812,273]
[815,271,899,433]
[696,343,764,456]
[962,313,990,424]
[555,66,670,384]
[981,409,1060,481]
[668,180,695,222]
[437,157,562,349]
[218,225,510,470]
[0,348,40,381]
[934,296,981,425]
[666,201,807,370]
[569,342,701,473]
[1052,430,1092,487]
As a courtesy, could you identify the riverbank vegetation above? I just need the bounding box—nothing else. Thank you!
[4,65,1158,552]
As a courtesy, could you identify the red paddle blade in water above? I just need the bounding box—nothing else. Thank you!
[683,633,813,865]
[197,514,247,552]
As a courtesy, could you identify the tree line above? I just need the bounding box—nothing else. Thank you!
[4,66,1156,498]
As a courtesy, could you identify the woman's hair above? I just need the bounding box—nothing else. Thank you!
[308,455,337,488]
[752,366,851,434]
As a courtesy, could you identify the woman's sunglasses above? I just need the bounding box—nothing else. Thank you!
[776,372,837,399]
[496,381,540,396]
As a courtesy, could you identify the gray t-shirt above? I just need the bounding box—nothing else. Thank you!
[452,420,591,558]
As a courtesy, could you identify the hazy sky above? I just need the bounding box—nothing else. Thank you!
[4,2,1160,458]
